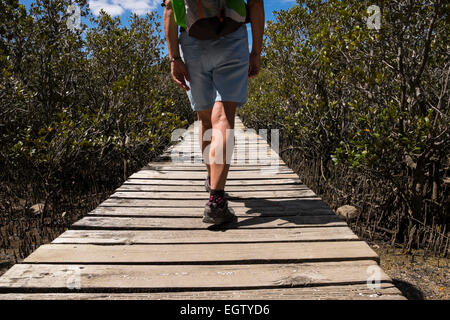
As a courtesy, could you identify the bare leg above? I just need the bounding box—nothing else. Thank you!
[210,101,237,190]
[197,109,213,177]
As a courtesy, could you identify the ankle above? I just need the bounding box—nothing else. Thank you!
[208,189,226,207]
[210,189,225,197]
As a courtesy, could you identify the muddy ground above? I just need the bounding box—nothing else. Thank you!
[368,241,449,300]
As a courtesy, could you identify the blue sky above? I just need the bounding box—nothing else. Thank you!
[19,0,297,51]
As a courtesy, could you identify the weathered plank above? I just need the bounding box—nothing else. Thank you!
[0,285,406,300]
[162,155,282,162]
[158,157,286,165]
[0,261,389,291]
[129,171,299,180]
[123,178,304,186]
[89,205,335,217]
[171,148,275,154]
[171,143,273,148]
[99,198,323,208]
[72,216,346,230]
[170,149,278,155]
[170,145,276,149]
[110,190,317,200]
[165,154,280,160]
[175,136,267,142]
[53,227,359,244]
[23,242,379,264]
[116,184,311,192]
[0,283,404,300]
[144,161,287,167]
[141,165,291,171]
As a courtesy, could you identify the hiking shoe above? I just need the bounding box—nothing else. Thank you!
[203,200,237,225]
[205,176,211,193]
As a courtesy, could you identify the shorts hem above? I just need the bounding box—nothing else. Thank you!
[191,100,247,112]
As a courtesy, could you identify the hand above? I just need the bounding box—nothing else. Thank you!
[248,51,261,79]
[171,59,190,91]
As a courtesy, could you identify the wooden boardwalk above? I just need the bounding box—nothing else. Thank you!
[0,117,405,300]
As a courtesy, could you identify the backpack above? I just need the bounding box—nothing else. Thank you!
[170,0,249,40]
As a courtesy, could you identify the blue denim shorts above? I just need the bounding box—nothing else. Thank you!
[179,25,249,112]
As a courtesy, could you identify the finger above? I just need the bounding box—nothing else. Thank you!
[178,79,190,91]
[176,66,191,89]
[179,73,190,90]
[173,75,190,91]
[183,68,191,82]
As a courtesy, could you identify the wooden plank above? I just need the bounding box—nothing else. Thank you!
[178,128,262,133]
[179,132,264,136]
[161,161,286,167]
[170,148,276,153]
[172,147,272,152]
[109,190,317,200]
[175,135,266,139]
[123,178,304,186]
[166,153,280,158]
[177,134,266,139]
[128,171,299,180]
[172,145,271,150]
[142,165,291,171]
[162,149,281,155]
[140,168,295,174]
[89,206,335,217]
[23,242,379,264]
[53,227,359,244]
[183,132,267,136]
[72,216,346,230]
[0,284,406,300]
[169,151,277,157]
[99,198,323,208]
[171,142,271,147]
[172,143,271,148]
[173,145,274,149]
[162,153,281,160]
[146,161,287,167]
[170,144,276,149]
[158,157,286,165]
[116,184,311,192]
[0,261,390,291]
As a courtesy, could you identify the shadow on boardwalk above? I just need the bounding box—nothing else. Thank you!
[207,196,343,231]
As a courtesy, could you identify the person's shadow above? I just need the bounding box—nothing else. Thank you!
[207,190,344,231]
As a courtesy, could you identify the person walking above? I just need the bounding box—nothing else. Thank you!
[163,0,265,224]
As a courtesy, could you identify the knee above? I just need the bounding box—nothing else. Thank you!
[211,109,230,127]
[211,114,222,127]
[211,102,236,128]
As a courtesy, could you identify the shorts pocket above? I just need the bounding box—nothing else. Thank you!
[180,33,201,63]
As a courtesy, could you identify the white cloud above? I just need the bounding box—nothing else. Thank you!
[89,0,159,16]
